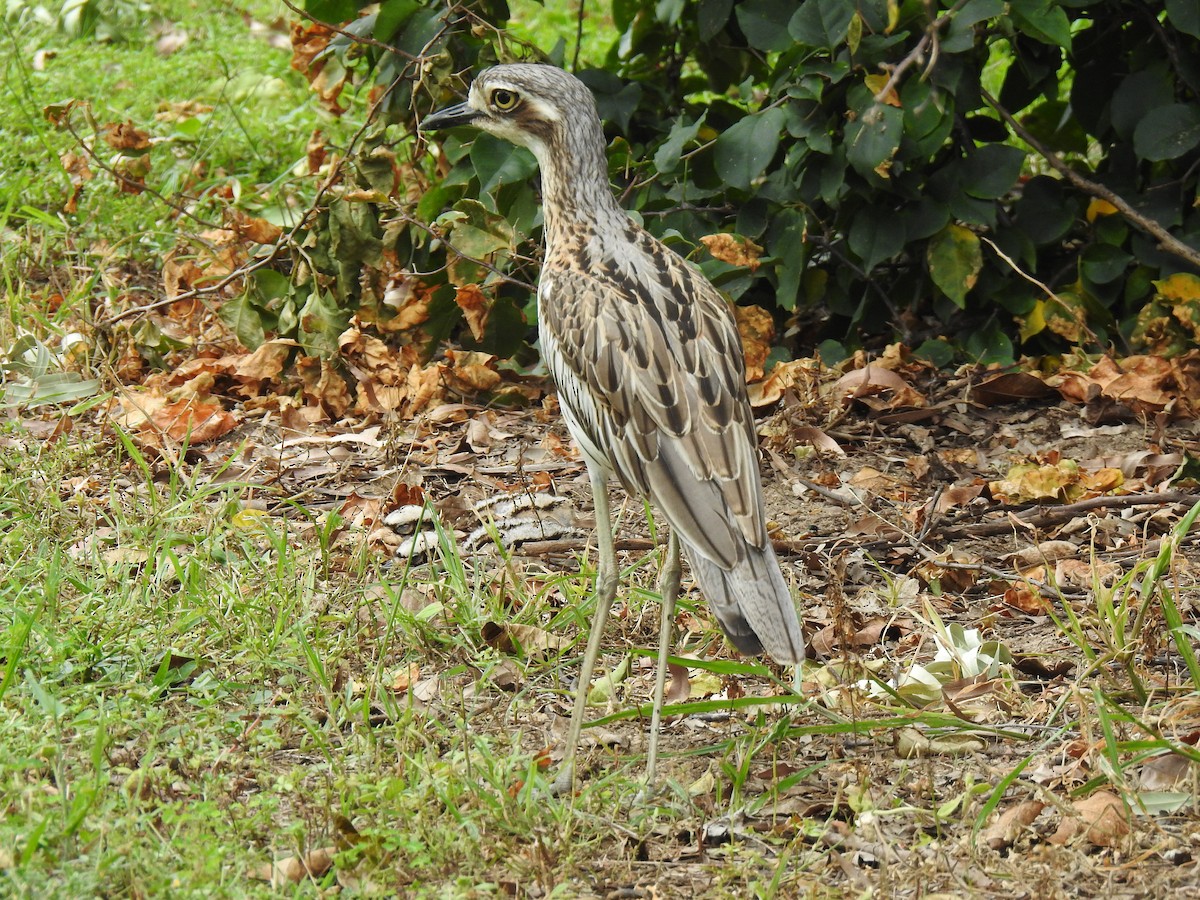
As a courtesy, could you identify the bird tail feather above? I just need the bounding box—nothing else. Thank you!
[686,542,805,664]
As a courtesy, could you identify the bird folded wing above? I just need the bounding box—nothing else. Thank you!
[542,261,770,570]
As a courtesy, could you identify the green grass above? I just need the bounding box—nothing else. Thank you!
[0,0,334,271]
[3,2,1200,896]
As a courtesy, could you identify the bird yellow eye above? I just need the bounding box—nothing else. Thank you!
[491,89,519,111]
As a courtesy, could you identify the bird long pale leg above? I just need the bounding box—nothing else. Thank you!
[551,463,618,796]
[644,529,681,793]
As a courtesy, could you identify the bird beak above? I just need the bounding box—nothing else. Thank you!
[420,101,478,132]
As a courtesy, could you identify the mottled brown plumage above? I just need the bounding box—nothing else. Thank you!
[423,64,804,793]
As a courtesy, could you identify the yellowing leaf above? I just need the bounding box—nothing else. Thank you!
[1154,272,1200,303]
[927,224,982,308]
[1018,299,1047,343]
[1086,198,1118,222]
[989,460,1083,503]
[232,508,269,530]
[865,73,900,107]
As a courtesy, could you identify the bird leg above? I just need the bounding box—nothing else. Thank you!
[551,464,618,796]
[643,529,681,794]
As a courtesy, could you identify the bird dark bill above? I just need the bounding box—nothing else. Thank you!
[420,101,477,131]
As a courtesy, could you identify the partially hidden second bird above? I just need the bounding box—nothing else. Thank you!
[422,63,805,794]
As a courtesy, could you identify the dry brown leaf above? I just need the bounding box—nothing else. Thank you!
[1138,752,1195,790]
[103,121,151,151]
[481,621,566,658]
[290,22,344,114]
[228,209,283,245]
[894,727,986,758]
[383,279,432,331]
[912,551,980,593]
[443,350,501,394]
[250,847,336,885]
[337,492,383,527]
[665,661,690,704]
[1011,540,1079,572]
[747,356,823,407]
[454,284,491,342]
[389,662,421,692]
[733,304,774,381]
[233,340,295,384]
[832,364,926,410]
[1049,353,1200,419]
[700,233,763,271]
[983,800,1045,850]
[1003,581,1046,614]
[1048,791,1131,848]
[970,372,1053,405]
[58,150,93,214]
[155,29,188,56]
[490,658,522,692]
[791,425,844,457]
[135,397,237,448]
[299,357,353,417]
[306,127,327,173]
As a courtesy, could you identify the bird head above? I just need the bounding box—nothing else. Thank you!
[420,64,601,161]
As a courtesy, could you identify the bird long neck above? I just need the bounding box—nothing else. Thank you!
[533,116,627,252]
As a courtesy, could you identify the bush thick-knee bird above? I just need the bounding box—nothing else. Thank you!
[422,63,804,793]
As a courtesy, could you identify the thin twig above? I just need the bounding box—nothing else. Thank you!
[573,0,586,72]
[933,492,1200,540]
[872,0,968,104]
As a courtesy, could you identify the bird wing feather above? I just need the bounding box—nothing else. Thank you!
[540,230,769,569]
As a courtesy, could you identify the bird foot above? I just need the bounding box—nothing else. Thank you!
[548,762,576,797]
[633,778,661,806]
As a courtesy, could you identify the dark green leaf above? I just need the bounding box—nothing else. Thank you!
[1166,0,1200,39]
[768,209,808,311]
[1016,100,1087,154]
[1013,176,1075,245]
[902,198,950,242]
[1008,0,1072,49]
[654,113,706,174]
[374,0,419,40]
[714,107,787,191]
[1133,104,1200,161]
[299,289,350,357]
[219,294,267,350]
[848,206,905,273]
[576,70,643,133]
[735,0,796,52]
[1110,66,1175,140]
[253,269,291,304]
[942,0,1004,53]
[965,323,1014,365]
[471,134,538,195]
[303,0,357,24]
[789,0,854,48]
[913,338,955,368]
[697,0,733,41]
[1080,244,1133,285]
[845,104,903,179]
[960,145,1025,199]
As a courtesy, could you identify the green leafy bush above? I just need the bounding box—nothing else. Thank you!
[277,0,1200,371]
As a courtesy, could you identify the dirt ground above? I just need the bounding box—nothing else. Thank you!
[234,368,1200,897]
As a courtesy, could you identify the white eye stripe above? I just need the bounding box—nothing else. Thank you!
[521,95,561,123]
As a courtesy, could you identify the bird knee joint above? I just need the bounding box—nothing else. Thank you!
[596,571,618,600]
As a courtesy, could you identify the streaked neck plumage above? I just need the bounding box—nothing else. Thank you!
[527,108,627,253]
